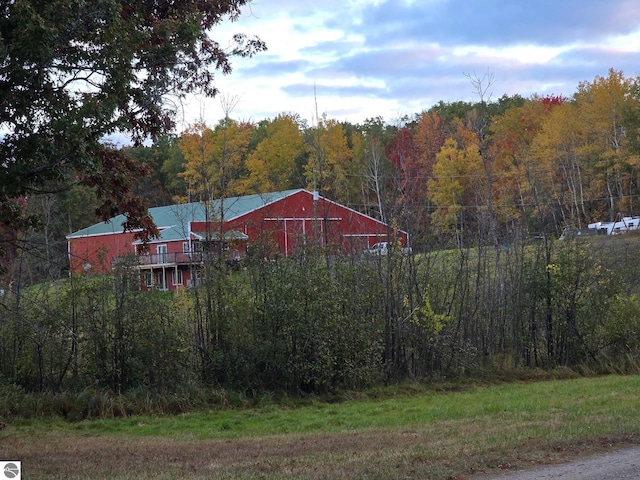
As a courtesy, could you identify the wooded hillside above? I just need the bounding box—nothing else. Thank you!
[2,69,640,404]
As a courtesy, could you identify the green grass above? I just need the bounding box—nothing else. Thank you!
[9,375,640,439]
[3,375,640,479]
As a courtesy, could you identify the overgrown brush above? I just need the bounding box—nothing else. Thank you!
[2,236,640,414]
[0,384,269,421]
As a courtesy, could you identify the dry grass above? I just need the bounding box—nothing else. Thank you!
[2,422,637,479]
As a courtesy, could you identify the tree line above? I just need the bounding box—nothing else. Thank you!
[7,69,640,287]
[135,69,640,250]
[2,68,640,407]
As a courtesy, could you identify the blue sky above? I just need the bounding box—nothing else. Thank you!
[177,0,640,129]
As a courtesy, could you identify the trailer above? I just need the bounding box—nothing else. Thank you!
[587,216,640,235]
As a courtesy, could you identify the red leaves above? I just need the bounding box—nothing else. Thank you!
[540,94,567,111]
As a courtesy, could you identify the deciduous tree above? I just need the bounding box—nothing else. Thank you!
[0,0,265,243]
[573,69,640,218]
[427,129,483,239]
[305,117,352,204]
[531,102,587,227]
[179,119,253,202]
[490,96,564,232]
[243,113,306,193]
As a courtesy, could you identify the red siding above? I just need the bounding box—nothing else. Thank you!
[68,190,408,276]
[225,190,406,256]
[150,239,186,255]
[69,231,137,274]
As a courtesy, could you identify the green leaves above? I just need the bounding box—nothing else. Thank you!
[0,0,265,240]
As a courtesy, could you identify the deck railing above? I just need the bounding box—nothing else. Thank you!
[113,251,242,267]
[136,252,199,265]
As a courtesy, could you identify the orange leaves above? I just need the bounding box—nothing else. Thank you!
[414,111,448,178]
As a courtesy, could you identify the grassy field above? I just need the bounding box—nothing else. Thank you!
[1,375,640,479]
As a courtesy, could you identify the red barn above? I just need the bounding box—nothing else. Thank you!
[67,189,409,290]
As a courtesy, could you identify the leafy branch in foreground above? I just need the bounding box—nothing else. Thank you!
[0,0,266,244]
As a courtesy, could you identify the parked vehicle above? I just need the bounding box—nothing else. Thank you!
[587,216,640,235]
[364,242,412,257]
[561,215,640,239]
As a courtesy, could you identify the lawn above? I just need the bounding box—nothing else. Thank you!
[1,375,639,479]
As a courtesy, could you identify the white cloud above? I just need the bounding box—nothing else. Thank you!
[177,0,640,129]
[608,28,640,51]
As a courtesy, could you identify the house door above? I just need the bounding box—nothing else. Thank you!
[157,244,167,264]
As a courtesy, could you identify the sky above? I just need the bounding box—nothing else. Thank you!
[175,0,640,130]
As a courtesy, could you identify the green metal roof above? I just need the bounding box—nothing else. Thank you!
[138,225,188,244]
[189,230,249,241]
[67,189,302,239]
[131,225,249,245]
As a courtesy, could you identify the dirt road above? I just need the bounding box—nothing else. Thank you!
[482,446,640,479]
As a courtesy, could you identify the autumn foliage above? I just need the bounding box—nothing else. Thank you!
[6,64,640,400]
[145,70,640,251]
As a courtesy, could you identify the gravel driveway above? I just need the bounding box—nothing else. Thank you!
[482,446,640,479]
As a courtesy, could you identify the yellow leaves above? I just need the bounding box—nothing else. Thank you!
[179,120,252,200]
[408,290,449,338]
[305,118,352,199]
[244,114,305,193]
[528,69,638,222]
[532,103,581,158]
[626,154,640,170]
[171,287,194,313]
[546,263,560,275]
[179,123,216,200]
[479,105,540,224]
[427,134,482,232]
[576,69,630,151]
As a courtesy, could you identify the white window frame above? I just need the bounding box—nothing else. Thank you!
[157,244,168,264]
[172,269,183,286]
